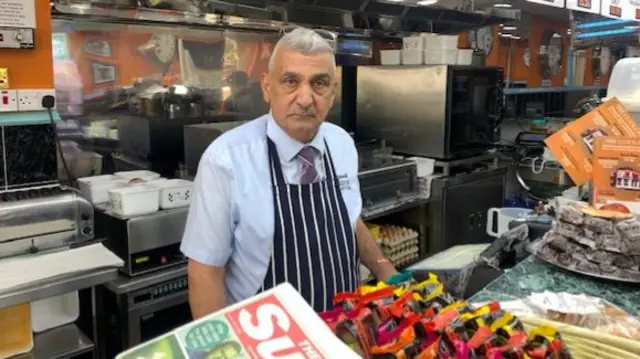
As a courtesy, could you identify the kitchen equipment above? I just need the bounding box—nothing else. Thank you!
[108,185,161,217]
[96,207,188,276]
[508,214,553,240]
[148,179,193,209]
[114,170,161,182]
[358,157,418,208]
[183,121,249,175]
[77,174,126,204]
[0,186,95,259]
[0,304,33,359]
[30,291,80,333]
[428,167,507,253]
[486,207,532,238]
[97,266,190,359]
[356,65,505,159]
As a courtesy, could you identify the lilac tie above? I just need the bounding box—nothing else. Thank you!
[298,146,319,184]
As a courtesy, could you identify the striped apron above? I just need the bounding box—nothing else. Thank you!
[260,137,360,312]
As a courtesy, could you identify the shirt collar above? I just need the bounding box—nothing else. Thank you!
[266,113,325,162]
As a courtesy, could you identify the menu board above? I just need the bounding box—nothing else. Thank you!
[566,0,602,13]
[600,0,632,18]
[526,0,567,7]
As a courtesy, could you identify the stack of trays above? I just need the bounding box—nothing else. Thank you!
[378,225,420,267]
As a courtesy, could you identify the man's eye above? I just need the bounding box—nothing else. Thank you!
[312,81,329,90]
[284,78,298,87]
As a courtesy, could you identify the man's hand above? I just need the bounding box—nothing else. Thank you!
[187,259,227,319]
[355,217,398,281]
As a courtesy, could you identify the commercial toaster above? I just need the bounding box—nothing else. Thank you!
[0,186,96,259]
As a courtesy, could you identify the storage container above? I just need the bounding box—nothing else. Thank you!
[401,49,423,65]
[30,291,80,333]
[380,50,401,65]
[77,175,126,204]
[148,179,194,209]
[423,34,459,50]
[457,49,474,65]
[406,157,435,177]
[114,170,161,182]
[0,304,33,359]
[424,50,457,65]
[108,185,160,217]
[402,36,423,50]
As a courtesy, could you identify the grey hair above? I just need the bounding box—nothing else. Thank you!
[268,28,336,72]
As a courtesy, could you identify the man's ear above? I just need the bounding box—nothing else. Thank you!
[260,73,270,104]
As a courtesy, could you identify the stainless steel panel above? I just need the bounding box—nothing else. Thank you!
[126,208,188,253]
[428,167,507,253]
[183,121,248,173]
[356,65,449,157]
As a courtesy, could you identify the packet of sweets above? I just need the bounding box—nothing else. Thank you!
[526,325,572,359]
[334,308,379,359]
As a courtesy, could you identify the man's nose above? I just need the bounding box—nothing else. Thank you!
[295,84,314,108]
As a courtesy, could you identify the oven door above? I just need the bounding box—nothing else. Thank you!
[128,292,191,345]
[446,67,504,158]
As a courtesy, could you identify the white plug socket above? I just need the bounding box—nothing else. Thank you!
[0,89,18,112]
[17,89,56,112]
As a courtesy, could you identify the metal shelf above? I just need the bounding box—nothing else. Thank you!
[0,268,118,310]
[33,324,94,359]
[362,196,428,221]
[503,85,606,95]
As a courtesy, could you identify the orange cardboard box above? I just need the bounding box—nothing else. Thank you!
[592,136,640,212]
[544,98,640,186]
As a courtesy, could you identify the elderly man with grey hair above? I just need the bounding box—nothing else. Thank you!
[181,27,397,316]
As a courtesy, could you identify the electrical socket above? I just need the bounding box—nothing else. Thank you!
[0,89,18,112]
[17,89,56,112]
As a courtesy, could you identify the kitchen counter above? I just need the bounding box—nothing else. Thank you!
[470,255,640,315]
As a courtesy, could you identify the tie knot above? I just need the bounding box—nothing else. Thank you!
[297,146,316,165]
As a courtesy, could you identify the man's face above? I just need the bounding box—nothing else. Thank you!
[261,49,337,142]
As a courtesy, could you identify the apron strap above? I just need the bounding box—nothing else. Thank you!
[266,137,286,186]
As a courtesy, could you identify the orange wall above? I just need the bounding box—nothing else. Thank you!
[527,16,568,87]
[0,1,53,89]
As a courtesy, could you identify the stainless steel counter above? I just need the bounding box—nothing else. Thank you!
[0,268,118,309]
[0,268,118,359]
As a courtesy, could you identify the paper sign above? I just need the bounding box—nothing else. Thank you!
[592,136,640,208]
[0,0,36,28]
[600,0,631,18]
[544,98,640,186]
[566,0,602,13]
[526,0,567,7]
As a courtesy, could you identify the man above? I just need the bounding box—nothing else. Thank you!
[181,27,397,318]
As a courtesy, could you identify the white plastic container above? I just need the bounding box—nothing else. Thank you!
[114,170,161,182]
[423,34,459,50]
[457,49,474,65]
[406,157,435,177]
[402,36,423,50]
[401,49,423,65]
[424,50,458,65]
[148,179,194,209]
[380,50,401,65]
[77,175,126,204]
[108,185,160,217]
[30,292,79,333]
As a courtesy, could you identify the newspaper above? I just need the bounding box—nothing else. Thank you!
[116,283,360,359]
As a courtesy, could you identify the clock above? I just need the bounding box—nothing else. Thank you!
[469,26,494,56]
[139,34,177,66]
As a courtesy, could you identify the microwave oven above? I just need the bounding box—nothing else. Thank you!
[356,65,505,159]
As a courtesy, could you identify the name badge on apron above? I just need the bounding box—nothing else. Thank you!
[337,174,351,190]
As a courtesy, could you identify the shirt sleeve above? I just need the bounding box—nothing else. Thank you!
[180,145,235,267]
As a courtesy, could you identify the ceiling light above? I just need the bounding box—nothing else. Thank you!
[625,25,640,29]
[502,25,516,30]
[417,0,438,5]
[494,3,512,7]
[511,35,521,40]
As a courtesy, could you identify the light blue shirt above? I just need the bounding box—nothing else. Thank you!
[180,114,362,304]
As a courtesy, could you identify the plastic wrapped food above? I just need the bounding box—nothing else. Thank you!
[556,204,584,225]
[583,215,614,234]
[597,233,625,253]
[585,250,615,264]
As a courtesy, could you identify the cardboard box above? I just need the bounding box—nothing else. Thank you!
[593,136,640,213]
[544,98,640,186]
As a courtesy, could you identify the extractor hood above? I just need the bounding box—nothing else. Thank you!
[53,0,519,36]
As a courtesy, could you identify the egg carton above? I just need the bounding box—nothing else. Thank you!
[392,253,420,267]
[382,241,419,257]
[380,233,419,248]
[389,247,419,264]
